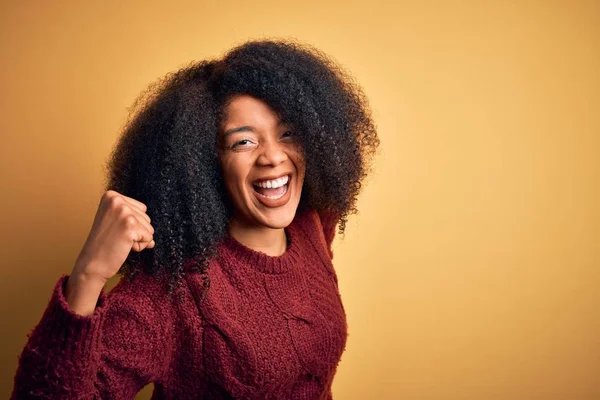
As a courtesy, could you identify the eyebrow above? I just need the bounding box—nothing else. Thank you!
[222,120,289,139]
[223,125,254,139]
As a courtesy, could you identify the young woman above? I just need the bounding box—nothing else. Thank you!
[12,39,379,399]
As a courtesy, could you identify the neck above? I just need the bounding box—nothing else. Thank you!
[228,216,288,257]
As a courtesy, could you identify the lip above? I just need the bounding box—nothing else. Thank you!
[251,175,292,208]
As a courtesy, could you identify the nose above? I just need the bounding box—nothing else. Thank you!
[256,138,288,166]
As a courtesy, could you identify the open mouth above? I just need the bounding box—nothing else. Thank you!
[252,174,290,201]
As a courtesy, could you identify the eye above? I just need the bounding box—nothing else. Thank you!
[230,139,254,150]
[282,130,295,138]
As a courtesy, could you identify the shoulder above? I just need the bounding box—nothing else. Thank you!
[292,208,340,259]
[315,210,340,246]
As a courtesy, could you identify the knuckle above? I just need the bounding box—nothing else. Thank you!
[123,215,137,228]
[108,195,124,210]
[104,190,119,201]
[115,203,129,216]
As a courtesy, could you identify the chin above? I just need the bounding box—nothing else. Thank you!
[261,211,296,228]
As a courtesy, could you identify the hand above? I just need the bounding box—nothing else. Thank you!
[72,190,155,284]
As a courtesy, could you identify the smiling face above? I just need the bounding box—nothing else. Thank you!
[217,94,306,229]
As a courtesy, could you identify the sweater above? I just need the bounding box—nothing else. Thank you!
[11,208,348,399]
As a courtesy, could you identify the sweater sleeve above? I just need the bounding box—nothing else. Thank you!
[11,274,171,399]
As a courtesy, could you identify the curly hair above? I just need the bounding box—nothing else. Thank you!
[103,38,379,302]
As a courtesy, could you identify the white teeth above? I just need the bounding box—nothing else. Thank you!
[254,174,289,189]
[256,184,288,200]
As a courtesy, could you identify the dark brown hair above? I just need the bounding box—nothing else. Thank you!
[105,38,380,301]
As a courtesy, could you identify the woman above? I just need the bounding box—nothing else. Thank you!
[12,39,379,399]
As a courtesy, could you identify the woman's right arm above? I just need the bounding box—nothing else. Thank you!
[11,190,162,399]
[11,271,170,400]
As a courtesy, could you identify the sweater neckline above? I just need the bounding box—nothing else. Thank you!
[220,217,302,274]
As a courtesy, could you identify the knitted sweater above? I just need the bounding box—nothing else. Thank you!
[11,208,348,399]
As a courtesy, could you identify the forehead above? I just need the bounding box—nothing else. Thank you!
[220,95,284,130]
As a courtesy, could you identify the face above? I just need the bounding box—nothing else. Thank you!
[217,95,306,229]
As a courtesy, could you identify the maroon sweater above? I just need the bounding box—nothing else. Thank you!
[11,209,348,399]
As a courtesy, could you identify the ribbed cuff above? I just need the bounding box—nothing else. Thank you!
[25,274,108,368]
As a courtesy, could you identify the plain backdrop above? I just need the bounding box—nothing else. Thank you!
[1,1,599,398]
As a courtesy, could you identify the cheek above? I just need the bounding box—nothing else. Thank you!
[220,157,250,192]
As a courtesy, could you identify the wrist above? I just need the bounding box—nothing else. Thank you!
[72,257,109,286]
[64,271,106,317]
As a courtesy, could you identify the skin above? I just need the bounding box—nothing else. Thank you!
[217,94,306,256]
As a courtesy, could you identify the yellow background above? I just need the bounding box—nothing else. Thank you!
[1,1,599,398]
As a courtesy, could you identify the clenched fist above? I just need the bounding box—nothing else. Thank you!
[65,190,156,316]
